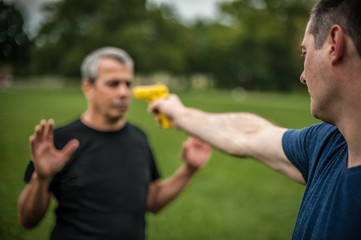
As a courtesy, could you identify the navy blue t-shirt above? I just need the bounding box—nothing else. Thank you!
[283,123,361,240]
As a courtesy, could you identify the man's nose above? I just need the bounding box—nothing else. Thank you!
[300,71,306,85]
[118,84,130,96]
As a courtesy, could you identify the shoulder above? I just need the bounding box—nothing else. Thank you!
[54,119,83,134]
[284,122,340,143]
[284,122,344,154]
[125,122,147,137]
[283,122,345,180]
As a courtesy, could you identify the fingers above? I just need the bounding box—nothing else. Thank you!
[154,115,162,127]
[181,136,212,169]
[148,94,182,128]
[34,120,45,143]
[188,137,212,151]
[148,98,161,114]
[30,119,55,156]
[29,135,36,159]
[148,99,168,127]
[148,93,178,114]
[32,119,54,141]
[44,119,54,141]
[61,139,80,160]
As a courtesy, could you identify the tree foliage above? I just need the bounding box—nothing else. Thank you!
[28,0,314,90]
[0,1,31,75]
[193,0,314,90]
[30,0,194,78]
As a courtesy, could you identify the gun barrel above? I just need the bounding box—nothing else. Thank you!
[133,83,169,101]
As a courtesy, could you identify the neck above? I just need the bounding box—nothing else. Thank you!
[337,77,361,168]
[81,111,126,131]
[337,118,361,168]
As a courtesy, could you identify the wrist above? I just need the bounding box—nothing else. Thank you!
[172,106,188,130]
[33,172,52,184]
[184,163,199,174]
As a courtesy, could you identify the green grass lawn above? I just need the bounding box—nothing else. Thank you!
[0,87,318,240]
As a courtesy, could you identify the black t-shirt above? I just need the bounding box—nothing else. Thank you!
[24,119,160,240]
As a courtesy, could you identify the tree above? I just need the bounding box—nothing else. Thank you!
[29,0,315,91]
[30,0,195,78]
[0,1,31,76]
[211,0,313,90]
[189,0,313,90]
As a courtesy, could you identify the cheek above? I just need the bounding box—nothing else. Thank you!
[304,56,322,89]
[304,55,313,78]
[91,91,111,107]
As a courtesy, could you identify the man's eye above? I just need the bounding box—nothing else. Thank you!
[300,51,307,57]
[108,81,119,87]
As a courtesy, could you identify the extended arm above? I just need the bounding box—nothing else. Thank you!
[147,137,211,213]
[18,119,79,229]
[149,94,305,184]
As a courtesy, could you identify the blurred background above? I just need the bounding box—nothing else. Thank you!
[0,0,317,239]
[1,0,314,90]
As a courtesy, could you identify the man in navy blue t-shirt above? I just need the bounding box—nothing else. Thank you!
[148,0,361,239]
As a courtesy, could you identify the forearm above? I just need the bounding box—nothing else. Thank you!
[173,107,274,157]
[147,164,198,213]
[18,173,52,229]
[174,107,305,183]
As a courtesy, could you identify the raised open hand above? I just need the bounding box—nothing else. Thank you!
[29,119,79,179]
[181,137,212,170]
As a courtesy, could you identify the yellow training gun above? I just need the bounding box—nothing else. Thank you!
[133,83,171,128]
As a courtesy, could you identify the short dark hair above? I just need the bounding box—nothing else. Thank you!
[309,0,361,57]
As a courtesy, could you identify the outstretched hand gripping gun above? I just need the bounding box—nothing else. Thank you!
[133,83,171,128]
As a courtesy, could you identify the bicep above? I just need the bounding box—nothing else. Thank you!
[248,126,305,184]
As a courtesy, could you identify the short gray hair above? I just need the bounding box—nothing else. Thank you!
[81,47,134,84]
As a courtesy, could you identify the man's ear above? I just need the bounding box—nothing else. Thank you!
[82,79,91,91]
[328,24,345,65]
[81,79,92,99]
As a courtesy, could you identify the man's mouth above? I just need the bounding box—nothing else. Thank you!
[113,100,128,110]
[114,103,127,110]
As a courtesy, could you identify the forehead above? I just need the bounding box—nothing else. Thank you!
[300,21,314,50]
[98,57,132,72]
[97,57,133,79]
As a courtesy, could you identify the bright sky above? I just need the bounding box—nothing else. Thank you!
[6,0,230,35]
[4,0,59,36]
[149,0,230,21]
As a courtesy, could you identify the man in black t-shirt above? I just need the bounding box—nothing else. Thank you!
[18,47,212,240]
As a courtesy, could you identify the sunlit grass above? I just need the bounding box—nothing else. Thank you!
[0,87,318,240]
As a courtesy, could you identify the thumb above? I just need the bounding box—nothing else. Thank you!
[61,139,80,160]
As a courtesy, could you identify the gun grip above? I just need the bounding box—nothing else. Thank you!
[159,113,172,128]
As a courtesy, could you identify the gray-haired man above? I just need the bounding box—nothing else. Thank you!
[18,47,211,240]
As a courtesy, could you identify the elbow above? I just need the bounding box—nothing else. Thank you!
[19,215,38,230]
[21,222,36,230]
[217,137,249,157]
[148,209,161,214]
[221,144,247,158]
[18,201,41,230]
[147,205,163,214]
[18,206,40,229]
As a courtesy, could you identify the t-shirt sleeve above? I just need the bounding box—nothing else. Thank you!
[282,123,328,182]
[149,148,161,181]
[23,160,56,192]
